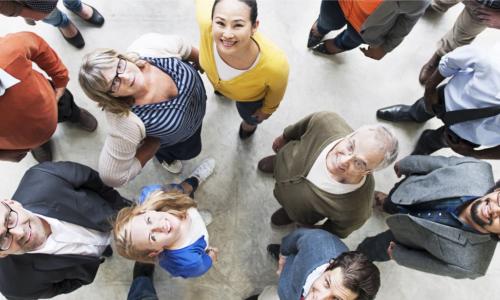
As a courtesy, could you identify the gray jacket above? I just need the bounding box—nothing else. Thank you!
[389,155,497,279]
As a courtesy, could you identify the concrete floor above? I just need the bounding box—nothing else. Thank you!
[1,1,499,299]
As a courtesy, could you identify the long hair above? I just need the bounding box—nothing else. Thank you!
[113,190,197,263]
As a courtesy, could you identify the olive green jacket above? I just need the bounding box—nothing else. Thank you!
[274,112,374,238]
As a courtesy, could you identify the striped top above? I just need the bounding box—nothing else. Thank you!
[131,57,206,147]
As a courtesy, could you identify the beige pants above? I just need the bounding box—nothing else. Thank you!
[257,285,280,300]
[433,0,487,55]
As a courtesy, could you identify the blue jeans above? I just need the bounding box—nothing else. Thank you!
[155,125,203,164]
[317,0,364,50]
[43,0,83,28]
[236,100,264,126]
[127,276,158,300]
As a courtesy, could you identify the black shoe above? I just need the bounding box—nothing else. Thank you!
[271,208,293,226]
[267,244,281,261]
[102,245,113,257]
[58,27,85,49]
[245,295,259,300]
[239,123,257,140]
[133,262,155,280]
[411,129,446,155]
[257,155,276,173]
[376,105,414,122]
[76,108,98,132]
[81,4,105,27]
[31,140,53,163]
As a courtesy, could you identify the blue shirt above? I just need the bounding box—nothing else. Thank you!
[439,43,500,146]
[138,184,212,278]
[395,196,479,233]
[132,57,206,147]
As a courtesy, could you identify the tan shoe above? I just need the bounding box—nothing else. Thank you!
[418,53,441,85]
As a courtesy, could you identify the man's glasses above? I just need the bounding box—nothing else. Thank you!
[0,202,19,251]
[108,58,127,94]
[343,137,370,172]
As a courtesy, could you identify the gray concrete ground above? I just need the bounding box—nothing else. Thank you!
[1,0,499,299]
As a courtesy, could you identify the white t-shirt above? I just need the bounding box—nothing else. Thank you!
[213,43,260,80]
[0,68,20,96]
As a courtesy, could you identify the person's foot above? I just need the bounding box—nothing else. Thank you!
[307,20,324,48]
[189,158,216,184]
[239,122,257,140]
[373,191,388,211]
[267,244,281,261]
[58,21,85,49]
[75,108,98,132]
[312,39,344,55]
[411,129,445,155]
[271,208,293,226]
[418,53,441,85]
[376,105,414,122]
[74,3,105,26]
[257,155,276,173]
[31,140,53,163]
[133,262,155,280]
[161,160,183,174]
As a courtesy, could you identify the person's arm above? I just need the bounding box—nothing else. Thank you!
[320,219,361,239]
[0,149,29,162]
[279,228,308,256]
[378,1,430,54]
[195,0,215,26]
[282,113,317,141]
[135,136,161,167]
[391,243,483,279]
[10,32,69,89]
[423,69,446,113]
[396,155,481,176]
[476,7,500,29]
[257,55,289,117]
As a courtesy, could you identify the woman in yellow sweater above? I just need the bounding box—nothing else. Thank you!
[196,0,289,139]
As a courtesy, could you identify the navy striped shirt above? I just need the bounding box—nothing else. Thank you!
[132,57,206,147]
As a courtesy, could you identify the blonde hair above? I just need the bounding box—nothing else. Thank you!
[113,190,197,263]
[78,48,148,115]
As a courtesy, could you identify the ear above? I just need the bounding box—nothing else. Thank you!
[251,20,260,35]
[0,252,9,258]
[147,250,162,258]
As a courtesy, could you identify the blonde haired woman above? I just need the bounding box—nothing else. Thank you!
[79,34,206,186]
[114,158,217,279]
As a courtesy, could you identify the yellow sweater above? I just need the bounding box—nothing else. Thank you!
[195,0,289,114]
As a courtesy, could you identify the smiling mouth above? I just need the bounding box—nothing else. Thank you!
[481,200,492,223]
[221,39,236,48]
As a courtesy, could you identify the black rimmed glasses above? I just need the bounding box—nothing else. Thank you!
[108,57,127,94]
[0,202,19,251]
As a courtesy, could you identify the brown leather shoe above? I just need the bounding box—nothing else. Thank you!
[418,53,441,85]
[77,108,98,132]
[258,155,276,173]
[271,208,293,226]
[31,140,53,163]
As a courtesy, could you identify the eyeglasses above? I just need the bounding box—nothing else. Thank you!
[343,137,371,173]
[108,58,127,94]
[0,202,19,251]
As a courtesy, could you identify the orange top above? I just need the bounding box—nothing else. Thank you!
[0,32,68,150]
[339,0,383,33]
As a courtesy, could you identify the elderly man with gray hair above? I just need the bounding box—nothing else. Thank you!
[258,111,399,238]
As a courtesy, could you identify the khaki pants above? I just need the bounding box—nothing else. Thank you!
[433,0,487,55]
[257,285,280,300]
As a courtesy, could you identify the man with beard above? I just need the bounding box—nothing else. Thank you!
[0,161,131,299]
[357,155,499,279]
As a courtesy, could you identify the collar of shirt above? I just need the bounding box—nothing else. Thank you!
[302,263,329,297]
[0,68,20,96]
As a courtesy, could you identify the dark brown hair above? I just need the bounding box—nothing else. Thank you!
[326,251,381,300]
[211,0,258,25]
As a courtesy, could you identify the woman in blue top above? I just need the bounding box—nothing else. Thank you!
[113,158,217,278]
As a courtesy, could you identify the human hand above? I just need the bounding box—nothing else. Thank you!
[54,87,66,103]
[444,130,475,157]
[423,87,439,114]
[272,134,287,153]
[0,149,29,162]
[387,241,396,260]
[393,161,402,178]
[476,7,500,29]
[251,109,271,123]
[360,46,386,60]
[206,247,219,262]
[276,254,286,276]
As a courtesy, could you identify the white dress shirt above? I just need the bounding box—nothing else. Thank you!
[439,43,500,146]
[0,68,20,96]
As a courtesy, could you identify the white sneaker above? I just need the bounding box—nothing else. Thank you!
[161,160,182,174]
[189,158,215,184]
[199,209,213,226]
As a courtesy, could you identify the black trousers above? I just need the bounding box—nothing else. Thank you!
[155,125,203,164]
[57,88,81,123]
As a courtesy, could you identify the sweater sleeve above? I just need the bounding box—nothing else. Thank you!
[98,112,146,187]
[261,54,289,114]
[12,32,69,88]
[282,112,317,141]
[195,0,214,27]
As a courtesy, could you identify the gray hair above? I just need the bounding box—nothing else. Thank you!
[354,124,399,171]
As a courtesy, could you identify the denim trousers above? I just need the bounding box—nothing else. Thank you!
[127,276,158,300]
[43,0,83,28]
[236,99,264,125]
[155,125,203,164]
[316,0,364,50]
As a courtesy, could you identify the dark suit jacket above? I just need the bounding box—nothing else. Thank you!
[0,162,130,299]
[278,229,349,300]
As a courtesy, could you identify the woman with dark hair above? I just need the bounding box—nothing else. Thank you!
[195,0,289,139]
